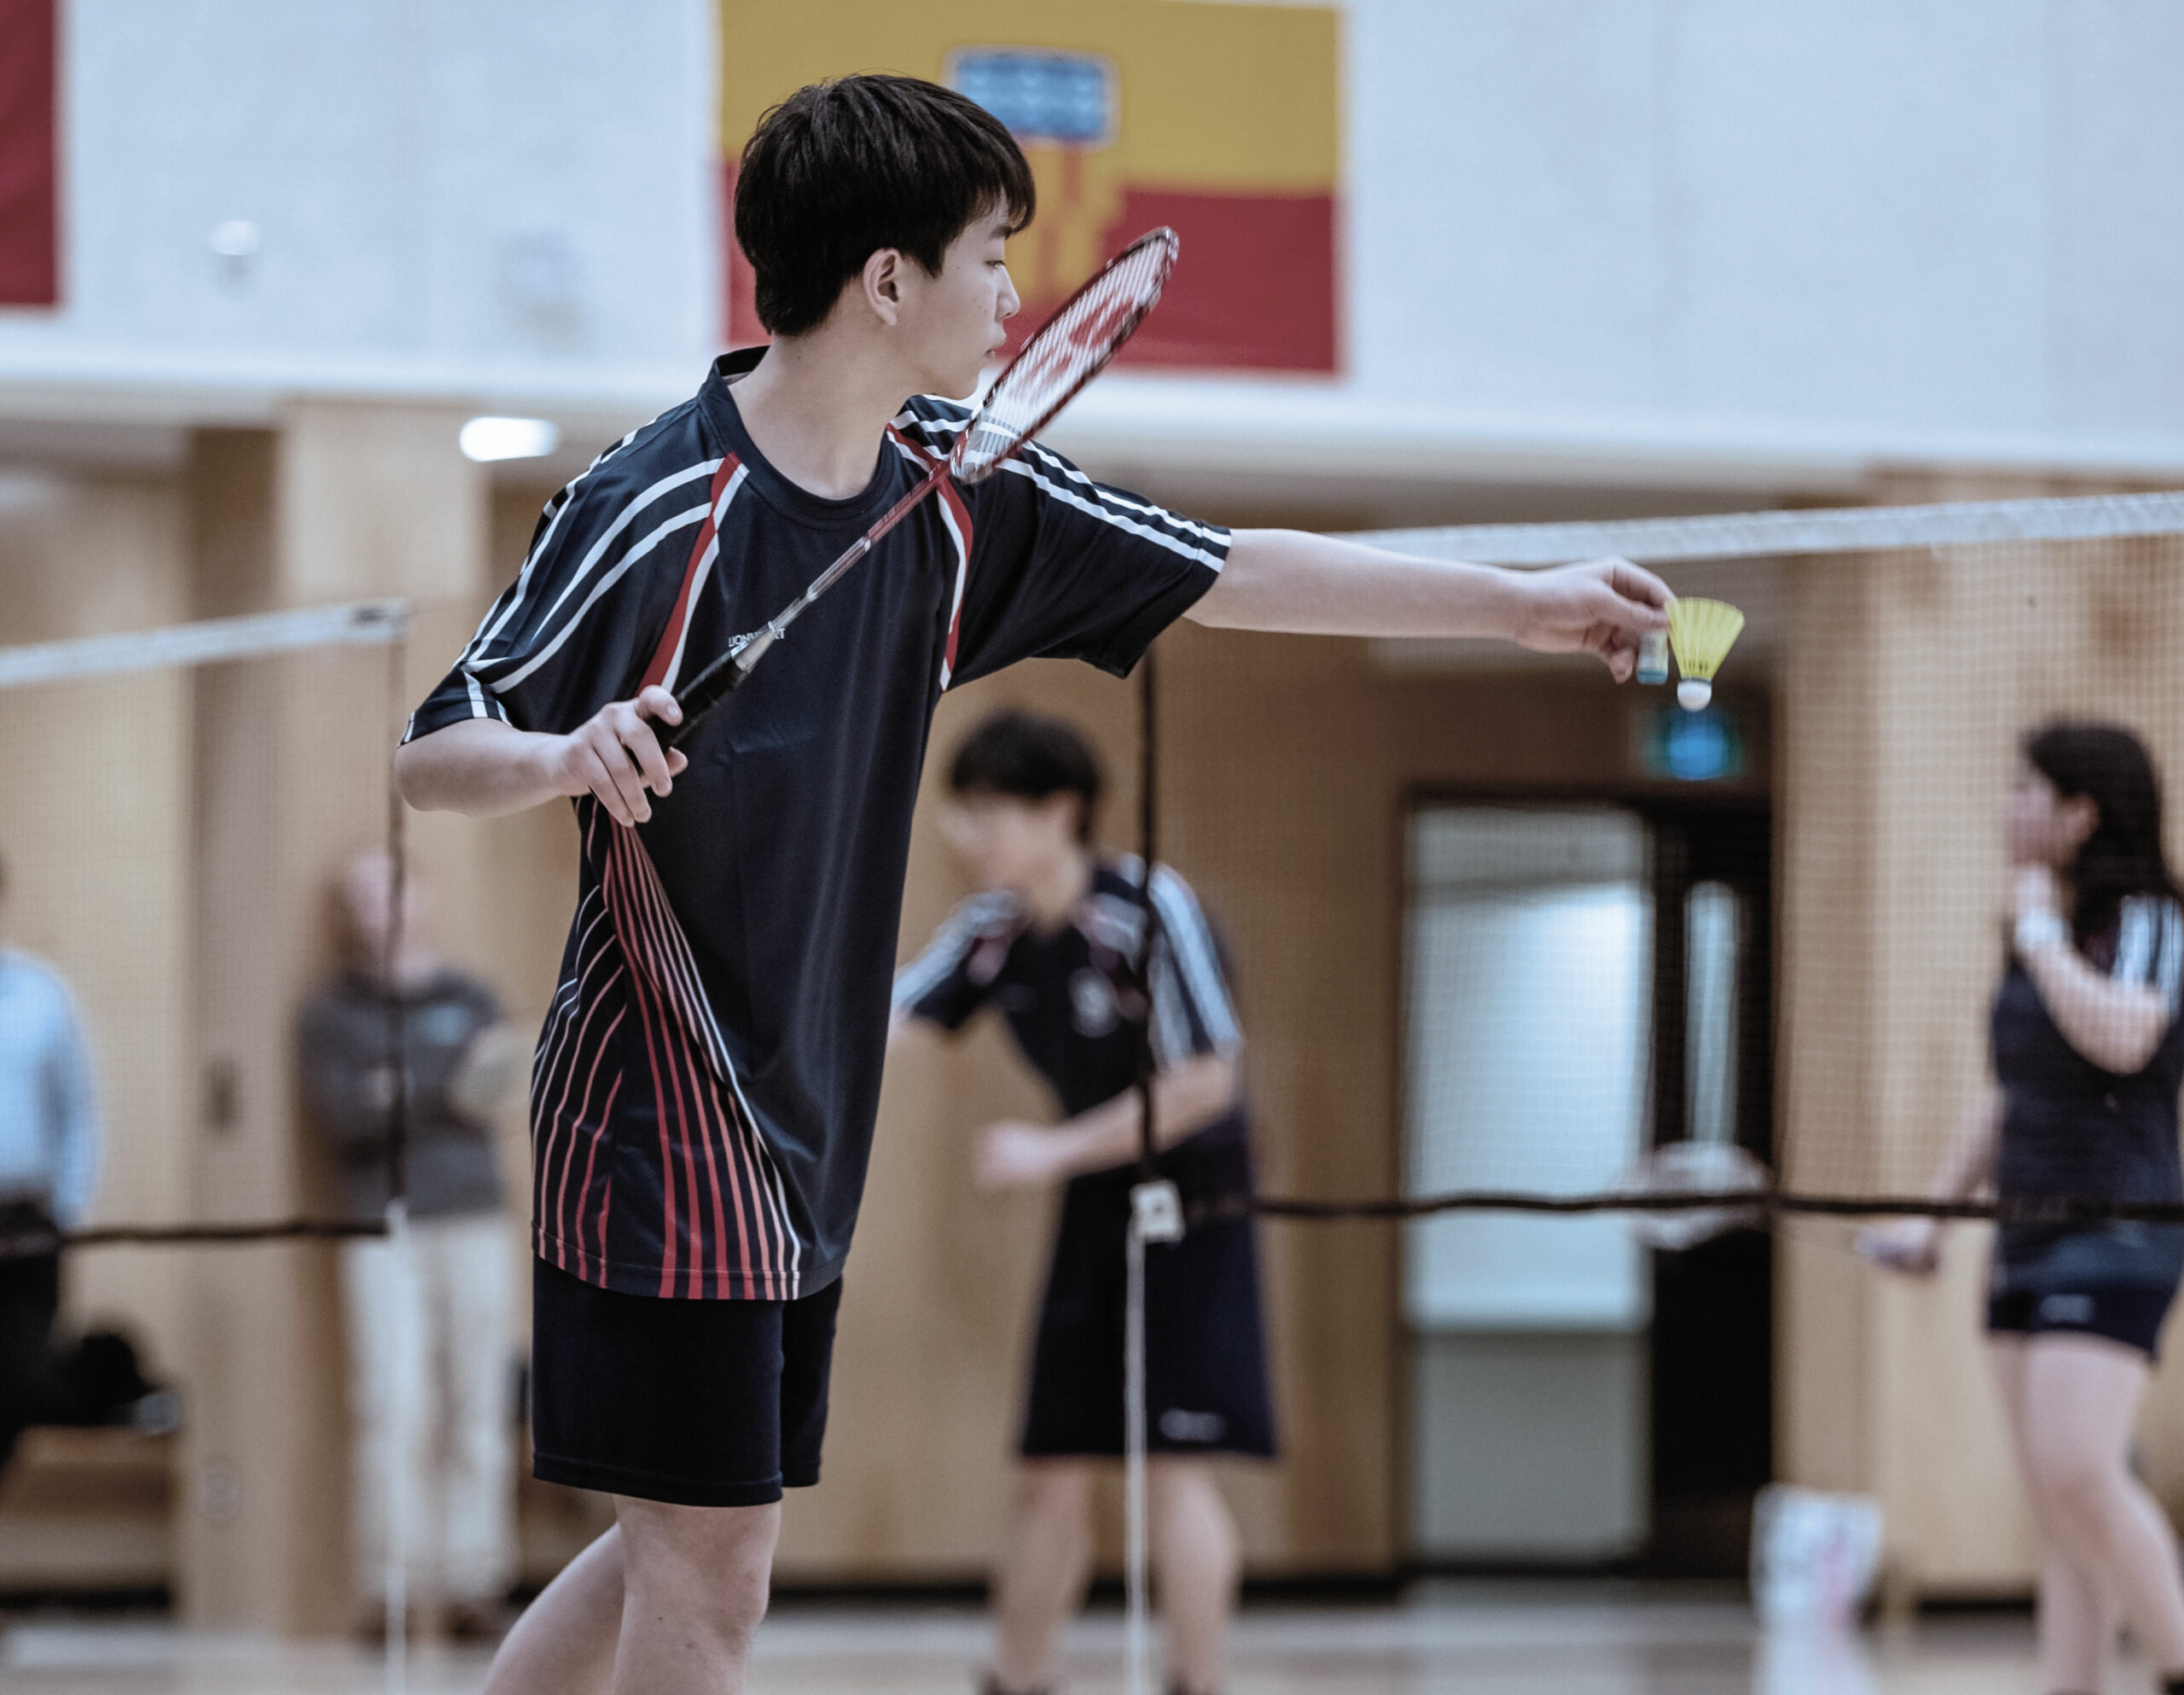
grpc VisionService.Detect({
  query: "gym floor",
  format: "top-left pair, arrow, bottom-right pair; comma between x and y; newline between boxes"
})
0,1582 -> 2076,1693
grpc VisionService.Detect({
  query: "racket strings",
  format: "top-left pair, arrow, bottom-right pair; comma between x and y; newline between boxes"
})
953,229 -> 1178,484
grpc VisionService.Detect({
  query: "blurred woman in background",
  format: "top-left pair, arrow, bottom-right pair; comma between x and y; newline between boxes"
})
1869,722 -> 2184,1695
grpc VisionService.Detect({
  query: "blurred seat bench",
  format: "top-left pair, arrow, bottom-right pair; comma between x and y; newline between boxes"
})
0,1427 -> 174,1593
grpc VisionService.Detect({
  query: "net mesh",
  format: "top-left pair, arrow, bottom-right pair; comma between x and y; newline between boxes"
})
1134,494 -> 2184,1231
0,604 -> 411,1250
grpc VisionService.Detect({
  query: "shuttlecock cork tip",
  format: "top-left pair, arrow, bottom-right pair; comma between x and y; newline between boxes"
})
1667,598 -> 1745,710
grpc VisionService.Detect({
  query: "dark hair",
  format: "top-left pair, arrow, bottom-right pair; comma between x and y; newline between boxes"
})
948,710 -> 1104,843
2024,720 -> 2180,942
734,74 -> 1035,338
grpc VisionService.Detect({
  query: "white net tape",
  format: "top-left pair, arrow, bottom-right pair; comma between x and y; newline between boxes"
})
1359,488 -> 2184,566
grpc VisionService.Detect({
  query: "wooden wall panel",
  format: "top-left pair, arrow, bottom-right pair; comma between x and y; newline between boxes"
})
781,625 -> 1761,1579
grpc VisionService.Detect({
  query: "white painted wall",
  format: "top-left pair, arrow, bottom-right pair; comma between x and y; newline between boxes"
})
0,0 -> 717,418
6,1 -> 2184,487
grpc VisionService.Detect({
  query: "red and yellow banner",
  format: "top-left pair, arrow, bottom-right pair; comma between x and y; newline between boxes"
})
0,0 -> 57,307
719,0 -> 1339,372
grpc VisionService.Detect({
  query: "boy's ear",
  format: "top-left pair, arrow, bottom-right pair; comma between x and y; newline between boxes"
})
859,247 -> 905,327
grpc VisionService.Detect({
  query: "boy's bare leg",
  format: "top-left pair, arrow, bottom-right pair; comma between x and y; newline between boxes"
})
1148,1460 -> 1240,1695
990,1460 -> 1095,1691
480,1524 -> 624,1695
480,1501 -> 781,1695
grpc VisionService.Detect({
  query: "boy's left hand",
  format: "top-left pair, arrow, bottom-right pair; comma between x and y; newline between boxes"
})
1508,557 -> 1673,681
975,1121 -> 1066,1191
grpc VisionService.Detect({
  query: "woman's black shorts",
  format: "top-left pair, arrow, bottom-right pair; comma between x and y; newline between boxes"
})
1020,1134 -> 1276,1460
530,1257 -> 843,1506
1986,1285 -> 2178,1357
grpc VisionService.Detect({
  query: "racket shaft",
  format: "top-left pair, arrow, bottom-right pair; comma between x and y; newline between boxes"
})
665,464 -> 946,748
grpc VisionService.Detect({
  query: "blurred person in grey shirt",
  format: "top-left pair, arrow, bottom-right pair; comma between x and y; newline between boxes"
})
0,851 -> 98,1472
299,849 -> 523,1636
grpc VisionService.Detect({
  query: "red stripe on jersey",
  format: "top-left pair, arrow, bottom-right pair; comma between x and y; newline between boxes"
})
641,453 -> 741,694
595,816 -> 794,1299
933,473 -> 974,683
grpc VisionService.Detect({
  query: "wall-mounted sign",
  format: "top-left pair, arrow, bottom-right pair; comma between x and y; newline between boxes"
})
718,0 -> 1340,373
0,0 -> 57,307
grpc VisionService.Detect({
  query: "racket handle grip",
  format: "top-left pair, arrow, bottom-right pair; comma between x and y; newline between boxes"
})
659,628 -> 775,751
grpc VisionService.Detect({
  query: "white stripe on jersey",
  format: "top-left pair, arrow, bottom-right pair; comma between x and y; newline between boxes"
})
1150,950 -> 1193,1068
892,398 -> 1227,568
471,457 -> 721,680
2117,897 -> 2157,985
996,457 -> 1227,571
892,891 -> 1022,1013
489,502 -> 712,693
2158,903 -> 2184,1013
1147,867 -> 1243,1052
470,427 -> 707,659
1014,438 -> 1230,551
2112,895 -> 2184,1016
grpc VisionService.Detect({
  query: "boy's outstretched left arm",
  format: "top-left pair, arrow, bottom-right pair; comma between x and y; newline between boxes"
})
1193,530 -> 1671,681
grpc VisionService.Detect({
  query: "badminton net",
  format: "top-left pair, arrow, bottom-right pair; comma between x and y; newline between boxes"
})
0,599 -> 413,1256
1136,488 -> 2184,1235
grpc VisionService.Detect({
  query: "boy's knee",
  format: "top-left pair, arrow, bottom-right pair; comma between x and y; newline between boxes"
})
619,1501 -> 778,1637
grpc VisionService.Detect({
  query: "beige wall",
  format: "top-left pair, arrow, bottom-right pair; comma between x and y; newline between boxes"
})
781,624 -> 1766,1579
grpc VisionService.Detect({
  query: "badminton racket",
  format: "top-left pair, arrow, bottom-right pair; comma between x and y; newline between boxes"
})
658,226 -> 1182,750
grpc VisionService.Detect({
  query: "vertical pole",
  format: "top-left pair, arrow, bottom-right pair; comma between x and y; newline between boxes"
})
382,625 -> 411,1695
1136,644 -> 1159,1175
1124,642 -> 1160,1695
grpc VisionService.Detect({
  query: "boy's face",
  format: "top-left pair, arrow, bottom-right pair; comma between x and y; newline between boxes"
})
895,207 -> 1021,398
939,790 -> 1083,893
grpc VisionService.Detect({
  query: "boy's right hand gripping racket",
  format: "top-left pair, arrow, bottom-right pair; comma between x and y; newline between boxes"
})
659,226 -> 1182,750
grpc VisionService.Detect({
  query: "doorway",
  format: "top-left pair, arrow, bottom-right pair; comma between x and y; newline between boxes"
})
1399,796 -> 1774,1572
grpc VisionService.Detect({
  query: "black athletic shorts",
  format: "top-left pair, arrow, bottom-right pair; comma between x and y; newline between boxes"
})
1020,1134 -> 1276,1460
1986,1284 -> 2177,1358
530,1257 -> 844,1506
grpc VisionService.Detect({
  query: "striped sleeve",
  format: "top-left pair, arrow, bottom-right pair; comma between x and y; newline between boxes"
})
905,398 -> 1228,688
1146,866 -> 1244,1069
404,431 -> 720,742
892,891 -> 1020,1032
2112,895 -> 2184,1015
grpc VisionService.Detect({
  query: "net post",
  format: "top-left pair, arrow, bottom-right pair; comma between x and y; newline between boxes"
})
1135,643 -> 1159,1179
380,616 -> 411,1695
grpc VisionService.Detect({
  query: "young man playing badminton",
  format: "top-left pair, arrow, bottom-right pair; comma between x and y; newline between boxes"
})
893,709 -> 1272,1695
396,73 -> 1670,1695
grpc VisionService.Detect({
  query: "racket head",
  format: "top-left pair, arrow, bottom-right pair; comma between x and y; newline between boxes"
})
949,226 -> 1180,485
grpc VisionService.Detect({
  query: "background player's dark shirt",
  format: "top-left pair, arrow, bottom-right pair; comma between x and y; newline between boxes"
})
299,969 -> 505,1223
893,859 -> 1248,1155
406,352 -> 1227,1299
1993,893 -> 2184,1290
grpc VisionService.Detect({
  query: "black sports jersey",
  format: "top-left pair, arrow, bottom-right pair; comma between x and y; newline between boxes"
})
406,351 -> 1226,1299
892,858 -> 1245,1141
1994,893 -> 2184,1291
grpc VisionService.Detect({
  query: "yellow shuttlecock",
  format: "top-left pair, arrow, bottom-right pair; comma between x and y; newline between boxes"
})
1667,597 -> 1745,711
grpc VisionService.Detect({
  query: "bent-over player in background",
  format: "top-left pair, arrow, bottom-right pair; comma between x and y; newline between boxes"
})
894,710 -> 1269,1695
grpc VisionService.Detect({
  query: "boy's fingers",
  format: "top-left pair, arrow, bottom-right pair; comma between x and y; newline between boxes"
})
587,724 -> 653,821
636,684 -> 684,729
616,710 -> 675,795
572,745 -> 635,827
1600,557 -> 1673,615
